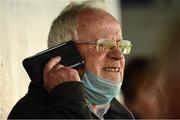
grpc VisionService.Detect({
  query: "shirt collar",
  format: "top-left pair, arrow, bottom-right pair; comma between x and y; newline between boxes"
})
86,99 -> 110,119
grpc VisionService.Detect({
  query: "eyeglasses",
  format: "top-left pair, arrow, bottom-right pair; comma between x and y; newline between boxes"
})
75,39 -> 132,55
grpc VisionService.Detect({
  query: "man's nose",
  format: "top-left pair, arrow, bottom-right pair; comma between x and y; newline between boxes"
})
107,47 -> 124,60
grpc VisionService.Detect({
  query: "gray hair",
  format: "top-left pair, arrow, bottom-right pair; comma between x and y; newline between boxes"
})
48,0 -> 106,48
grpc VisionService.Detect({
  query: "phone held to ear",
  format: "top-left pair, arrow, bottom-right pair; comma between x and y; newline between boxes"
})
22,41 -> 84,85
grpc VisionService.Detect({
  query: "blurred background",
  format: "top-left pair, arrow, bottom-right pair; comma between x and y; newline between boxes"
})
0,0 -> 180,118
121,0 -> 180,61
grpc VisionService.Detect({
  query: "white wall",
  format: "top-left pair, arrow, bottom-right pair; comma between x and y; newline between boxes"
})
0,0 -> 121,118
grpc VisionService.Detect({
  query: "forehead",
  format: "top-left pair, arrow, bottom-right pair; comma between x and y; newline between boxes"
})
77,9 -> 121,42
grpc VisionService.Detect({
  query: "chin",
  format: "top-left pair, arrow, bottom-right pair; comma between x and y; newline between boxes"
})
104,75 -> 122,82
112,78 -> 122,83
101,70 -> 120,78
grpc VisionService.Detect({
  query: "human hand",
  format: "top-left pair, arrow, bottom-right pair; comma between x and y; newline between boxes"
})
43,56 -> 81,92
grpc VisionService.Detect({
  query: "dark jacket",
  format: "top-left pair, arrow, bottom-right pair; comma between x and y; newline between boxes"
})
8,81 -> 134,119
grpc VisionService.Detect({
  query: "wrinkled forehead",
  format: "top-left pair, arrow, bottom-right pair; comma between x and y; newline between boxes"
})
77,9 -> 122,42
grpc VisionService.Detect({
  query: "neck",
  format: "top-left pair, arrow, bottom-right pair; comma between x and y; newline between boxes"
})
77,67 -> 85,79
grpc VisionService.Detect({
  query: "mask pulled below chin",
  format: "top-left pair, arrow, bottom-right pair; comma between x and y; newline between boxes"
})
82,71 -> 122,105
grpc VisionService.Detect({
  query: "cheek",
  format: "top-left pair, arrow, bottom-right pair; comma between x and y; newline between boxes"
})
121,57 -> 125,68
84,49 -> 106,73
120,58 -> 125,77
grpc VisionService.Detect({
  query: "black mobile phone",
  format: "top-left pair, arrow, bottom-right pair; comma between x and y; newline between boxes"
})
22,41 -> 84,85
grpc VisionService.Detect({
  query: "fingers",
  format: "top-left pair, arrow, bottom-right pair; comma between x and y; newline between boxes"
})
53,64 -> 64,72
44,56 -> 61,73
43,56 -> 81,92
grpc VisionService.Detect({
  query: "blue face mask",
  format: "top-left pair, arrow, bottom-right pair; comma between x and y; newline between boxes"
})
82,71 -> 122,105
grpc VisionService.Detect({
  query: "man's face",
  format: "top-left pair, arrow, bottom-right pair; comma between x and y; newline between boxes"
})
76,10 -> 125,83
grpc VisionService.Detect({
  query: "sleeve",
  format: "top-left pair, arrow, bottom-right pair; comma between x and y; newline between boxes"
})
49,81 -> 92,119
8,82 -> 52,119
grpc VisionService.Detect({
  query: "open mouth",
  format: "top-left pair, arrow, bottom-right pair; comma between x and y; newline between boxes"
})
103,67 -> 120,72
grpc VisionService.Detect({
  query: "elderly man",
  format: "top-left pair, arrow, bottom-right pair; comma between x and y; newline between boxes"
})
8,1 -> 133,119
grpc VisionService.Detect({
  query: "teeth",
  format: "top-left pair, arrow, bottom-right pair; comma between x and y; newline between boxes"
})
104,67 -> 120,72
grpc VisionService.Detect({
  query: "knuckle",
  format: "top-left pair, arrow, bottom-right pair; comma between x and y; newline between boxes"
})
65,68 -> 78,76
